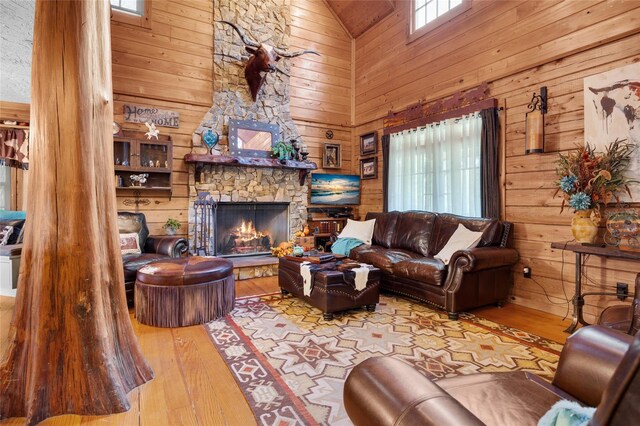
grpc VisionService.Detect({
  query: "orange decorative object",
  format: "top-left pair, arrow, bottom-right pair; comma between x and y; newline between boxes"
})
304,226 -> 310,236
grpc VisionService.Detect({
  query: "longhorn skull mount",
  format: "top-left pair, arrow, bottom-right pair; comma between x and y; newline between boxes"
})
216,20 -> 319,102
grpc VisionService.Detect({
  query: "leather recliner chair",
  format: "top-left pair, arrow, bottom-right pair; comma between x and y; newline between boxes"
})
344,325 -> 639,425
118,212 -> 188,305
598,273 -> 639,336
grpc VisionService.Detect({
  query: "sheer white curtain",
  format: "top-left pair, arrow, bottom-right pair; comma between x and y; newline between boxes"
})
388,112 -> 482,216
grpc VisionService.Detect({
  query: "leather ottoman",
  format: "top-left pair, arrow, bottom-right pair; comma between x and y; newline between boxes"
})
278,257 -> 381,320
135,256 -> 235,327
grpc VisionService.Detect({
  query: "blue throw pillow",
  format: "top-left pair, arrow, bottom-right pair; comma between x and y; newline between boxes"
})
0,210 -> 26,221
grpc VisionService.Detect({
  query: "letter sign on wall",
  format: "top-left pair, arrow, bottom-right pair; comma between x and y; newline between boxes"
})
123,104 -> 180,128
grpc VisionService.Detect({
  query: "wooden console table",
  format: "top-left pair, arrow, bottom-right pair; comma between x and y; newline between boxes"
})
551,242 -> 640,333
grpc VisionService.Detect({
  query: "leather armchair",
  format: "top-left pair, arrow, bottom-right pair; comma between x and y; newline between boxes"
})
598,273 -> 639,336
344,325 -> 639,426
118,212 -> 187,305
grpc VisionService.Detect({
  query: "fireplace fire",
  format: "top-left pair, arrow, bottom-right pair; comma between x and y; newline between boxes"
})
222,220 -> 272,255
214,202 -> 289,257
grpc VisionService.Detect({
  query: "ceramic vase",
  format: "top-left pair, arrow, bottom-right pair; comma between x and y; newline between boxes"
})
165,227 -> 177,236
571,209 -> 598,244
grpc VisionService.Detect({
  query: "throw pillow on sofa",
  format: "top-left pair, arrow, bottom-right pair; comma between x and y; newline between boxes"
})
0,226 -> 13,246
120,232 -> 141,255
434,223 -> 483,265
338,218 -> 376,245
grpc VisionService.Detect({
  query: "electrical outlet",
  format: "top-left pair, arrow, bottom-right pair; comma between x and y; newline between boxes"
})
523,267 -> 531,278
617,282 -> 629,300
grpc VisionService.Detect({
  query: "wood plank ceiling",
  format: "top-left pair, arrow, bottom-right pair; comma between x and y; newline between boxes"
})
325,0 -> 395,38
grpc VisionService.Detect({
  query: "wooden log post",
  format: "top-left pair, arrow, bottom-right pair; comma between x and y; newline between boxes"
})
0,1 -> 153,424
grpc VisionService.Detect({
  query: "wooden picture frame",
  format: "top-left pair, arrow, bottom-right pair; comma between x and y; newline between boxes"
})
360,157 -> 378,180
360,132 -> 378,156
323,143 -> 341,169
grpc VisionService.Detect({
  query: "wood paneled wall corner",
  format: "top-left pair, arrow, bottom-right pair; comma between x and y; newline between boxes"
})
354,0 -> 640,318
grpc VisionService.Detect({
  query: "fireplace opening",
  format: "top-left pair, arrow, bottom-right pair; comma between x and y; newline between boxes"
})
215,202 -> 289,257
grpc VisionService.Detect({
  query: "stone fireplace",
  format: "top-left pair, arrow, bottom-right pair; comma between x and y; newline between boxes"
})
187,0 -> 311,257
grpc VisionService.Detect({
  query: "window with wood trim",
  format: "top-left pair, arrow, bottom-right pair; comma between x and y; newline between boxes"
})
410,0 -> 469,41
110,0 -> 151,28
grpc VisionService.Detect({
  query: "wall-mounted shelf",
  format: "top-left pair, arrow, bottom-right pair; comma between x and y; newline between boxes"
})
184,153 -> 318,185
114,130 -> 173,198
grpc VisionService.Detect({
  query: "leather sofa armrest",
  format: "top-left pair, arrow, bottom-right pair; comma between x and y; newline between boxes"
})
344,357 -> 485,426
144,235 -> 188,257
553,325 -> 632,407
448,247 -> 519,273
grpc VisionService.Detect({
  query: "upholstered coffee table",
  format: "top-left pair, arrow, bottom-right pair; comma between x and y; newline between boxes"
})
278,256 -> 381,320
135,256 -> 235,327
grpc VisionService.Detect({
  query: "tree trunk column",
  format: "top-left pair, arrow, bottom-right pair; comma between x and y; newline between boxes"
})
0,1 -> 153,424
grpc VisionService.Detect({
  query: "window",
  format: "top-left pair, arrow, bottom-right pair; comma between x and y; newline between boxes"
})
110,0 -> 151,28
0,167 -> 11,210
110,0 -> 144,16
387,113 -> 482,216
410,0 -> 469,41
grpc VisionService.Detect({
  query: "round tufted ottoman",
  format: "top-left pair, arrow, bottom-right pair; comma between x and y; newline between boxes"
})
134,256 -> 235,327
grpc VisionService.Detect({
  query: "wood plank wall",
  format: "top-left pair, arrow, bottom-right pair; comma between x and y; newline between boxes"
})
110,0 -> 213,235
353,0 -> 640,320
0,101 -> 29,210
290,1 -> 354,179
110,0 -> 353,235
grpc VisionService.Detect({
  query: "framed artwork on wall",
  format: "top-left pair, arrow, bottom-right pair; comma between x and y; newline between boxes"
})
360,157 -> 378,180
323,143 -> 341,169
360,132 -> 378,155
584,62 -> 640,201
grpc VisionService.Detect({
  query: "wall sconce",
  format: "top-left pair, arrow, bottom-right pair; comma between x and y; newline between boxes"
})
525,86 -> 547,154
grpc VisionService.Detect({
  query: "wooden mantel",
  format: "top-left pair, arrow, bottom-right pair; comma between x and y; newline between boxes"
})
184,153 -> 318,185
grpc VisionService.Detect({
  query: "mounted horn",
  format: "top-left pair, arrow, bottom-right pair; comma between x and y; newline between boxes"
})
216,20 -> 260,48
273,48 -> 320,58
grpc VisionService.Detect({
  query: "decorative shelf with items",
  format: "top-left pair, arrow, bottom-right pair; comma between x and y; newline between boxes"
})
114,130 -> 173,197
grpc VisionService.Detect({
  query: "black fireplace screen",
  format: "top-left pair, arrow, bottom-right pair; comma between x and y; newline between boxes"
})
215,202 -> 289,257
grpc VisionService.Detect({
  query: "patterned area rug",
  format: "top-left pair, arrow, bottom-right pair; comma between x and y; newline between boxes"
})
206,294 -> 562,426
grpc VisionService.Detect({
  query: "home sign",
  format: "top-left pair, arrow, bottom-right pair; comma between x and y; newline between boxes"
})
123,104 -> 180,128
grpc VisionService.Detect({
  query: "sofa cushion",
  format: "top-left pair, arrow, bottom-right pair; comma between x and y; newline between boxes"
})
430,214 -> 502,255
351,245 -> 422,274
390,211 -> 437,256
120,232 -> 141,255
366,211 -> 400,248
393,257 -> 448,286
118,212 -> 149,249
0,226 -> 14,246
0,219 -> 25,245
122,253 -> 170,282
434,224 -> 484,265
338,218 -> 376,245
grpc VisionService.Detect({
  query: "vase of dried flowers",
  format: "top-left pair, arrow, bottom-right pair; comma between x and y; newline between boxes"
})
555,139 -> 637,243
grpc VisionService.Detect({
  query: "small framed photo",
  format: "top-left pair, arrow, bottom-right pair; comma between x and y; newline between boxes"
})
323,143 -> 341,169
360,132 -> 378,156
360,157 -> 378,180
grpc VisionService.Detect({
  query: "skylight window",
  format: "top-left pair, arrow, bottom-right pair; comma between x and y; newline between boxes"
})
110,0 -> 144,16
414,0 -> 463,31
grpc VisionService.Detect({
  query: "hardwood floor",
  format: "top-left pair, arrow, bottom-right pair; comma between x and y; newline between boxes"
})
1,276 -> 570,425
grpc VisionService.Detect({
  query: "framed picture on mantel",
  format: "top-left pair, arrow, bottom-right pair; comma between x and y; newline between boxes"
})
360,132 -> 377,155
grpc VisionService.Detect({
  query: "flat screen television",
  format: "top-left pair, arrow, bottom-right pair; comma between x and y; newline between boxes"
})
310,173 -> 361,205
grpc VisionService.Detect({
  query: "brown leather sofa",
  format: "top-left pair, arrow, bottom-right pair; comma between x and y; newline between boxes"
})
344,325 -> 639,425
598,273 -> 639,336
348,211 -> 518,319
118,212 -> 188,305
